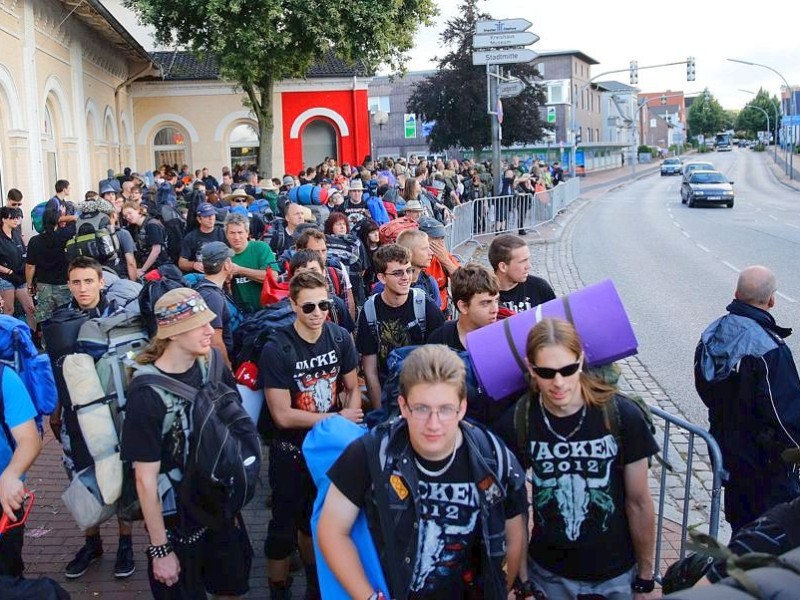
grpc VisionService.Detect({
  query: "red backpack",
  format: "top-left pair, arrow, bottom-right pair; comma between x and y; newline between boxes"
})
378,216 -> 418,245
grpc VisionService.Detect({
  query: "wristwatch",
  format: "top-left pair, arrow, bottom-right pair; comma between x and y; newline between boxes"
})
632,576 -> 655,593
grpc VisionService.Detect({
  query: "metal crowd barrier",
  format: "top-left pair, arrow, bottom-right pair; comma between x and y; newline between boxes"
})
649,405 -> 726,581
442,179 -> 582,252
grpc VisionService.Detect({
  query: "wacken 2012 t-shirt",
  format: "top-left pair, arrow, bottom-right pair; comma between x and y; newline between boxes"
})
498,275 -> 555,313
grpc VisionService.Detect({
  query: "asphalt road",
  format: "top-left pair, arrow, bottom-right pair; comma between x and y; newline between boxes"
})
572,148 -> 800,427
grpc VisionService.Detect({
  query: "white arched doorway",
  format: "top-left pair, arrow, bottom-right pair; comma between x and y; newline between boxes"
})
153,125 -> 189,169
301,120 -> 338,168
228,123 -> 259,171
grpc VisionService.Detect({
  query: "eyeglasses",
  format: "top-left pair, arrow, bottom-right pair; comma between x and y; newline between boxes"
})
529,360 -> 582,380
300,300 -> 332,314
406,404 -> 460,422
385,267 -> 415,278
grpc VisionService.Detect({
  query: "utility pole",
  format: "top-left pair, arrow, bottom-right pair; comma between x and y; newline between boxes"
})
490,65 -> 502,194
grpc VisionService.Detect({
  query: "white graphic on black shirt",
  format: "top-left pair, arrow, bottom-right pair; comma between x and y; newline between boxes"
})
529,434 -> 617,541
410,481 -> 479,592
293,351 -> 340,413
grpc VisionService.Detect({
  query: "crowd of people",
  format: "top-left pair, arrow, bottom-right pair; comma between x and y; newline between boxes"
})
0,155 -> 796,600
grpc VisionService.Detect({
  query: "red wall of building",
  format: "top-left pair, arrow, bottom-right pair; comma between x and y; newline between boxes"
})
281,89 -> 371,174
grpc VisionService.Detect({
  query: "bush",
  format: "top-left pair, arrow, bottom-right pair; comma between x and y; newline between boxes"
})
754,143 -> 766,152
637,145 -> 652,155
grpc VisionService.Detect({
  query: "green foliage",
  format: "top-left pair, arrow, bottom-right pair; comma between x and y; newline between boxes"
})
405,0 -> 547,154
687,89 -> 727,138
754,143 -> 766,152
125,0 -> 437,172
637,145 -> 653,155
735,88 -> 780,137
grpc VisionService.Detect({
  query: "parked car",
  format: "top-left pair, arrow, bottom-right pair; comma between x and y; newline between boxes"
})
681,170 -> 734,208
681,161 -> 715,182
660,157 -> 683,176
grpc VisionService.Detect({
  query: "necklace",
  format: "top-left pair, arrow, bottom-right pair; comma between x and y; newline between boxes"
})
539,396 -> 587,442
414,434 -> 459,477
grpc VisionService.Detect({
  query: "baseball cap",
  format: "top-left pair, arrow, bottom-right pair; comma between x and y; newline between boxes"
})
282,175 -> 295,186
418,216 -> 446,239
154,288 -> 216,340
197,202 -> 216,217
201,241 -> 234,268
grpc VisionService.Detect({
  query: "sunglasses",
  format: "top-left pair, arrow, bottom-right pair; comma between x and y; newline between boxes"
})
300,300 -> 332,314
529,360 -> 582,379
232,198 -> 246,203
385,267 -> 415,279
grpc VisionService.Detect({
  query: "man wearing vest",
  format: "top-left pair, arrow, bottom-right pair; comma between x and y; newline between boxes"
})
318,345 -> 528,598
356,244 -> 444,411
121,288 -> 253,598
261,271 -> 363,599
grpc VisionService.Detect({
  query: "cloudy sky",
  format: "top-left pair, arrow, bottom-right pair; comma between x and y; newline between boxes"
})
108,0 -> 799,110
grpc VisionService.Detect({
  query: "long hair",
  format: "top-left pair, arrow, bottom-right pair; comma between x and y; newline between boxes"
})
135,338 -> 170,365
525,318 -> 616,408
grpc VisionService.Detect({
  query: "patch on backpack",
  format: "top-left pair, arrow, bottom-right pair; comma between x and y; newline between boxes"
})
389,474 -> 409,500
478,475 -> 502,504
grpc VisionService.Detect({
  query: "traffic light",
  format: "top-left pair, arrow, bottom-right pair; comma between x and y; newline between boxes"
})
687,56 -> 696,82
630,60 -> 638,85
661,94 -> 667,105
576,132 -> 582,144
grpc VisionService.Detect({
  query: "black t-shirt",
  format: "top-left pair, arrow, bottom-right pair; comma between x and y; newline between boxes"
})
135,218 -> 170,267
0,229 -> 25,285
260,322 -> 358,445
496,395 -> 659,581
329,434 -> 526,596
355,292 -> 445,379
179,225 -> 227,262
341,198 -> 371,227
427,321 -> 465,352
120,359 -> 238,476
196,282 -> 233,355
499,275 -> 555,313
26,230 -> 71,284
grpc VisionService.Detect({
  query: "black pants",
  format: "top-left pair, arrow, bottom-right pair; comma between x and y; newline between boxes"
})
0,524 -> 24,577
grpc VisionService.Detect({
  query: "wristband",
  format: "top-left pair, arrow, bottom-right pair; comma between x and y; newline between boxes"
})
632,576 -> 655,593
367,593 -> 387,600
146,542 -> 174,559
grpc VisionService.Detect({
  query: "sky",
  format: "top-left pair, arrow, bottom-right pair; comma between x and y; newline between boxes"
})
404,0 -> 800,110
106,0 -> 800,110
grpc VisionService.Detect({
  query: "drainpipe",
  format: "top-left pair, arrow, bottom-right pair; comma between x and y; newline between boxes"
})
114,61 -> 162,172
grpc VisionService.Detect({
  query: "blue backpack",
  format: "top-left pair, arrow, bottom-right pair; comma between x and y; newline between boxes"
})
365,194 -> 390,225
0,315 -> 58,428
185,274 -> 244,334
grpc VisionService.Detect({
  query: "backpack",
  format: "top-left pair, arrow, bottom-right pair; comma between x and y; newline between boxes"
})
138,266 -> 186,337
133,349 -> 261,527
0,315 -> 58,426
158,205 -> 187,265
365,195 -> 390,225
232,299 -> 297,370
362,287 -> 427,355
378,216 -> 418,245
188,276 -> 244,335
65,211 -> 120,265
266,217 -> 288,255
31,201 -> 48,234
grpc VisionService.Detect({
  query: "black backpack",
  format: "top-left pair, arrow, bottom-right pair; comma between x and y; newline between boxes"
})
135,349 -> 261,527
158,205 -> 186,265
138,265 -> 186,337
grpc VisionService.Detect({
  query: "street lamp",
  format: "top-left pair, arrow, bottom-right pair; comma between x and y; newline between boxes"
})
739,89 -> 779,163
370,110 -> 389,161
742,104 -> 770,147
728,58 -> 795,179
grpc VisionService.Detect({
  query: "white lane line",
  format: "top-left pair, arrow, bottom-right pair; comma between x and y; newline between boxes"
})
722,261 -> 741,273
768,214 -> 779,221
682,231 -> 691,238
777,291 -> 798,304
672,221 -> 681,228
787,223 -> 800,229
696,243 -> 710,252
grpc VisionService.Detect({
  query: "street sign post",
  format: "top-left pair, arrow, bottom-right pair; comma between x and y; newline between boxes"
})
472,49 -> 538,66
472,32 -> 539,49
547,106 -> 556,124
476,19 -> 532,34
498,78 -> 526,98
496,98 -> 503,125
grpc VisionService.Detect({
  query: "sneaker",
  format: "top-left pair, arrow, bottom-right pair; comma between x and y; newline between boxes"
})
113,543 -> 136,578
65,540 -> 103,579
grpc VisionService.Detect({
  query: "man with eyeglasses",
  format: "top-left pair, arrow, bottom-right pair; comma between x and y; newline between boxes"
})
260,270 -> 363,599
356,244 -> 444,411
318,345 -> 527,598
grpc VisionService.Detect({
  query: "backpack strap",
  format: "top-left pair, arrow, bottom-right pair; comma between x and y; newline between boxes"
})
504,318 -> 527,375
363,295 -> 379,349
410,287 -> 426,337
513,392 -> 532,469
327,266 -> 342,296
601,395 -> 625,466
0,364 -> 15,452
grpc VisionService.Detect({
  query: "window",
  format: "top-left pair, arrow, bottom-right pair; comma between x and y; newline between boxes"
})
153,126 -> 187,168
368,96 -> 391,113
536,62 -> 545,78
546,80 -> 570,104
229,123 -> 260,170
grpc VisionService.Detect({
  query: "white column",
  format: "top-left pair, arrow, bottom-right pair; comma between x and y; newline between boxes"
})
21,0 -> 43,202
70,39 -> 90,193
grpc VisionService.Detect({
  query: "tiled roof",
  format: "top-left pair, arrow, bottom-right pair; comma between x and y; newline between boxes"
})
149,50 -> 369,81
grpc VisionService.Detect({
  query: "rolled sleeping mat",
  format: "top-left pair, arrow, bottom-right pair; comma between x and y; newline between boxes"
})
238,384 -> 263,424
466,279 -> 638,401
62,353 -> 123,505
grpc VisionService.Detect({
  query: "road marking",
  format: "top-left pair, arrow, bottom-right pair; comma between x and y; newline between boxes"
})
777,291 -> 798,303
672,221 -> 681,228
787,223 -> 800,229
696,243 -> 710,252
682,231 -> 691,238
768,214 -> 779,221
721,261 -> 741,273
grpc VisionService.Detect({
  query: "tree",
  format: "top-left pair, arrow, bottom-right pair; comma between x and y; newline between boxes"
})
687,89 -> 727,138
406,0 -> 548,157
735,88 -> 781,138
125,0 -> 437,174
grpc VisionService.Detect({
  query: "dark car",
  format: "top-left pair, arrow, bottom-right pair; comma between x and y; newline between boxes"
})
681,170 -> 734,208
660,157 -> 683,176
681,161 -> 715,183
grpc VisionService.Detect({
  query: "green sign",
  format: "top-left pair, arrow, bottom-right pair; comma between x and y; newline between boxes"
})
547,106 -> 556,124
404,113 -> 417,139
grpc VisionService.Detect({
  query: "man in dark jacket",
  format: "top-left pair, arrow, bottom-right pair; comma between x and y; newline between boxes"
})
695,265 -> 800,533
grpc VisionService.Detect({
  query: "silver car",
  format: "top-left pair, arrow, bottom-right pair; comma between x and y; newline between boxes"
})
680,170 -> 734,208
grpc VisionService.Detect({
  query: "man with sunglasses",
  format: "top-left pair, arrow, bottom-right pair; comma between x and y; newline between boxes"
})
318,345 -> 528,598
356,244 -> 445,411
260,270 -> 363,599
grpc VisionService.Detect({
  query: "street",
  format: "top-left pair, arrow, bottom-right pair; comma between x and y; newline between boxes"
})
573,148 -> 800,427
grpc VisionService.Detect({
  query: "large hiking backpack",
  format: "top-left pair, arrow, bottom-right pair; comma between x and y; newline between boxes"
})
365,194 -> 390,225
0,315 -> 58,425
232,299 -> 296,370
265,217 -> 289,255
138,265 -> 186,337
159,205 -> 186,266
31,201 -> 48,234
133,349 -> 261,527
378,216 -> 418,245
65,211 -> 120,265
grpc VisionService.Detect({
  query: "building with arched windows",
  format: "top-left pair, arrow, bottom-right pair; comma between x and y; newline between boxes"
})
0,0 -> 372,233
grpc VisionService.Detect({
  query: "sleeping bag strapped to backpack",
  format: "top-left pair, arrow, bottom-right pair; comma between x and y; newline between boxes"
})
288,183 -> 323,206
65,211 -> 120,265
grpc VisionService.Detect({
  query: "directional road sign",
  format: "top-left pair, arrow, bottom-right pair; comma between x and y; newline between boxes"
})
472,48 -> 538,66
472,31 -> 539,49
498,79 -> 526,98
476,19 -> 532,34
